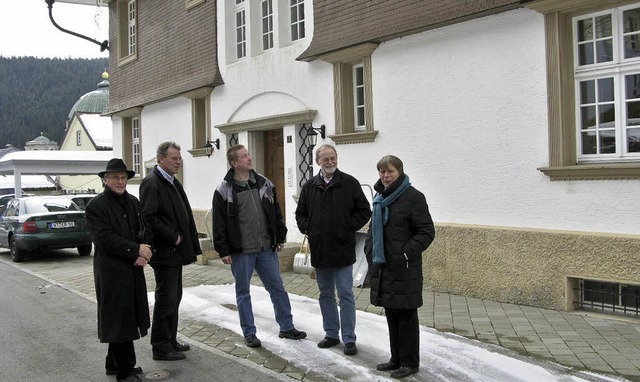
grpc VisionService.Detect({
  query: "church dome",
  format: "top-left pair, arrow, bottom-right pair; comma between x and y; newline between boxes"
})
25,132 -> 59,151
67,71 -> 109,120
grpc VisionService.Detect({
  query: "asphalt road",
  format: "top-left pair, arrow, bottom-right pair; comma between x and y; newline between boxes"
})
0,257 -> 290,382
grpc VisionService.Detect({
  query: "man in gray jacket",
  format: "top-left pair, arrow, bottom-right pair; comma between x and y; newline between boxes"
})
212,144 -> 306,348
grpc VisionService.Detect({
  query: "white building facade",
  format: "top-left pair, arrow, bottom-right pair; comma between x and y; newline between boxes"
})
106,0 -> 640,312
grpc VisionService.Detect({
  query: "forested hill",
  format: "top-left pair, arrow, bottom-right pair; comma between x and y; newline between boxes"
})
0,56 -> 109,149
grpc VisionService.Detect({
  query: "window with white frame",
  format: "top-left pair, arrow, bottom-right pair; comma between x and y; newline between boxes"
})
235,1 -> 247,59
132,117 -> 141,175
353,64 -> 366,131
76,130 -> 82,146
262,0 -> 274,50
127,1 -> 136,56
117,0 -> 137,64
122,114 -> 142,178
574,4 -> 640,161
319,43 -> 378,144
290,0 -> 305,41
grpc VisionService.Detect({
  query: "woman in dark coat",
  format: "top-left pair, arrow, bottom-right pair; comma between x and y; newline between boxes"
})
365,155 -> 435,379
85,158 -> 153,382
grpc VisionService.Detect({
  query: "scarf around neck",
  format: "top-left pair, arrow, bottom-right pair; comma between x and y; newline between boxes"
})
371,175 -> 411,265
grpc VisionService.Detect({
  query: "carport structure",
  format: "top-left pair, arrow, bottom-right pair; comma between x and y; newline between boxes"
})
0,151 -> 112,196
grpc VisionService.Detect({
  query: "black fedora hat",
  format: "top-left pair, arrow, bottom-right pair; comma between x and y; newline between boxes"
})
98,158 -> 136,179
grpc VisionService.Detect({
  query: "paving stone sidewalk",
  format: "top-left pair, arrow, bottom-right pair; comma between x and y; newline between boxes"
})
5,253 -> 640,381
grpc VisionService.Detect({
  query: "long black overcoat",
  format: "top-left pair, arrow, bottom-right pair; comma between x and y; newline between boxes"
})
365,174 -> 435,309
139,166 -> 201,267
85,187 -> 153,343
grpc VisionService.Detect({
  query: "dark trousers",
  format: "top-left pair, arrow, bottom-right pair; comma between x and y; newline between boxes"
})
151,265 -> 183,352
106,341 -> 136,380
385,307 -> 420,369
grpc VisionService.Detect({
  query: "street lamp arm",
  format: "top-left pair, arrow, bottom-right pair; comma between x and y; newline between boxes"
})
45,0 -> 110,52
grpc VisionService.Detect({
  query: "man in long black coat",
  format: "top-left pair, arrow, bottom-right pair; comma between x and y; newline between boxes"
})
86,158 -> 153,382
140,141 -> 202,361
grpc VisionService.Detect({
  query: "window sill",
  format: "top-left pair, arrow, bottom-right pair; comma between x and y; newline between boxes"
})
118,53 -> 137,67
538,163 -> 640,180
188,148 -> 212,158
329,130 -> 378,145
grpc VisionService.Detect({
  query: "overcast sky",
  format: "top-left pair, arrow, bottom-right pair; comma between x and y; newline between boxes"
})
0,0 -> 109,59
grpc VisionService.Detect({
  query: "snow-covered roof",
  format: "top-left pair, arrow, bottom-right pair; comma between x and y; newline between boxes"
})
78,113 -> 112,149
0,175 -> 56,190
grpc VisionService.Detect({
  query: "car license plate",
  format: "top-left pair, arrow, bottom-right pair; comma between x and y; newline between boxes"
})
49,221 -> 76,229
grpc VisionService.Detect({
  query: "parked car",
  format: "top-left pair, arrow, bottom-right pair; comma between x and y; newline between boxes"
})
0,193 -> 34,213
0,196 -> 92,262
62,193 -> 97,210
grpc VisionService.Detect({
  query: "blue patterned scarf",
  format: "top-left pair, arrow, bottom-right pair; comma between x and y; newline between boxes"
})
371,175 -> 411,265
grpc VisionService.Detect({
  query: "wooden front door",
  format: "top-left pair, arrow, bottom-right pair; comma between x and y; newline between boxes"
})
264,129 -> 285,220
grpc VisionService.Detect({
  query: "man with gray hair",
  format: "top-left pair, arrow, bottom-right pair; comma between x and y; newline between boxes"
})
140,142 -> 202,361
295,144 -> 371,356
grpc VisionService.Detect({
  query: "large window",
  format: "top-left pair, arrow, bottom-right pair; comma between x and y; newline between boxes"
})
262,0 -> 274,51
290,0 -> 305,41
235,1 -> 247,59
574,6 -> 640,160
117,0 -> 137,64
122,115 -> 142,178
533,0 -> 640,180
319,44 -> 378,144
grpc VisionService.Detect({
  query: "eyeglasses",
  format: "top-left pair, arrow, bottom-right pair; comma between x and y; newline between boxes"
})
319,156 -> 337,163
105,175 -> 128,182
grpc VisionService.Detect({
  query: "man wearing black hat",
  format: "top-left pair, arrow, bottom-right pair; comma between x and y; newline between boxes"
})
85,158 -> 153,382
140,142 -> 202,361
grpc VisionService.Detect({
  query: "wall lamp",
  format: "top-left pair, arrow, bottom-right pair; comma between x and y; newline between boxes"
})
203,138 -> 220,158
304,124 -> 326,149
45,0 -> 110,52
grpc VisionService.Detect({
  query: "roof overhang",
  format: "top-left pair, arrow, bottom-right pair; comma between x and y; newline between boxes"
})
0,151 -> 113,176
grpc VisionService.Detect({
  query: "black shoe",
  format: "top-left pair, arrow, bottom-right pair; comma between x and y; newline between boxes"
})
278,328 -> 307,340
317,337 -> 340,348
245,334 -> 262,348
376,361 -> 400,371
172,341 -> 190,352
343,342 -> 357,355
106,366 -> 143,376
390,366 -> 419,379
152,350 -> 186,361
117,375 -> 143,382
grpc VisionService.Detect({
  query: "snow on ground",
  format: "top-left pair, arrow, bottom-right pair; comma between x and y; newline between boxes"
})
150,285 -> 627,382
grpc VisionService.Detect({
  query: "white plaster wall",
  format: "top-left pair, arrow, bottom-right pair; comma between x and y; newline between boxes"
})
351,8 -> 639,235
138,98 -> 220,210
113,6 -> 639,239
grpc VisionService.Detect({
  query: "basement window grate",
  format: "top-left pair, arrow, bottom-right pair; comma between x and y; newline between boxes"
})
574,280 -> 640,317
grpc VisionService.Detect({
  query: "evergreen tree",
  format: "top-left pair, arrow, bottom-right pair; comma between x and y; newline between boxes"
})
0,56 -> 109,149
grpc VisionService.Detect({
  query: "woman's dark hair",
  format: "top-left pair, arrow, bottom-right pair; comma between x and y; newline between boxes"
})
376,155 -> 404,174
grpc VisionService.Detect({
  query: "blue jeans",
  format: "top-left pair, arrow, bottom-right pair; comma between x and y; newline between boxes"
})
230,250 -> 294,337
315,265 -> 356,344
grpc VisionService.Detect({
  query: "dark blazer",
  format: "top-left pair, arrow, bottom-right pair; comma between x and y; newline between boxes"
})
295,169 -> 371,268
140,166 -> 201,267
365,174 -> 435,309
86,186 -> 152,343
